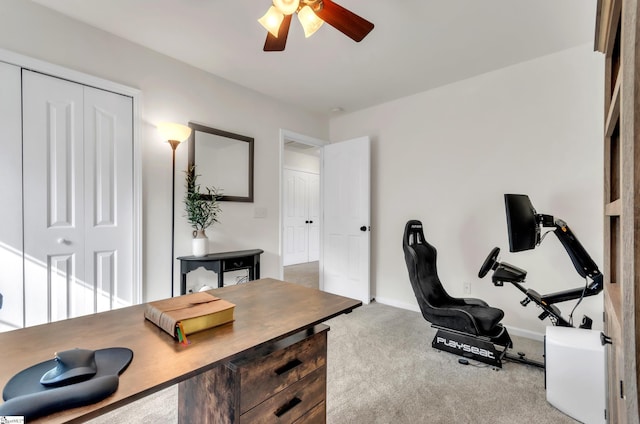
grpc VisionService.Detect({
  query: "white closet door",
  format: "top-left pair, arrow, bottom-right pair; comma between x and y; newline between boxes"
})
0,62 -> 23,331
283,169 -> 310,266
308,173 -> 320,262
283,169 -> 320,266
84,88 -> 133,310
23,71 -> 85,326
22,70 -> 133,326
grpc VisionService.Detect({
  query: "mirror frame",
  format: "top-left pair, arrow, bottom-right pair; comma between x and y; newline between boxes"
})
187,122 -> 254,202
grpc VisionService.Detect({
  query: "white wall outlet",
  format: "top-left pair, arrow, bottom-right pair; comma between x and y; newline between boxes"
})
463,281 -> 471,294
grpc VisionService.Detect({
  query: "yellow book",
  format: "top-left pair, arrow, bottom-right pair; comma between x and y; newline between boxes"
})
144,291 -> 235,338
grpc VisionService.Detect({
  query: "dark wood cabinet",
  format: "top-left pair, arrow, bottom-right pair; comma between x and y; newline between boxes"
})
178,325 -> 328,423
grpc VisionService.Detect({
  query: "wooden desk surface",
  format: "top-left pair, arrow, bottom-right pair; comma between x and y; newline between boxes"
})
0,279 -> 361,423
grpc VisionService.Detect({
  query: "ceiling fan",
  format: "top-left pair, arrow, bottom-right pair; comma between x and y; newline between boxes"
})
258,0 -> 374,51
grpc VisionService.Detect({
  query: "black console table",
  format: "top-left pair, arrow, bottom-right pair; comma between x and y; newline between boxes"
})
177,249 -> 264,295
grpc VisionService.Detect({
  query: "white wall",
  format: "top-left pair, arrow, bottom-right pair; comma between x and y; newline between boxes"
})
283,149 -> 320,173
330,44 -> 604,337
0,0 -> 328,302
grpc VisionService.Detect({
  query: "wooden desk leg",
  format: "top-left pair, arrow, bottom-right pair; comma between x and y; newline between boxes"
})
178,365 -> 236,424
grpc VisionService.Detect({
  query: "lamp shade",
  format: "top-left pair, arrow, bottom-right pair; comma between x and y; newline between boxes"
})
157,122 -> 191,142
273,0 -> 300,15
258,6 -> 285,37
298,5 -> 324,38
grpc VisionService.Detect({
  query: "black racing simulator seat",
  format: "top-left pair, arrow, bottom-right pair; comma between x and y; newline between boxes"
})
403,220 -> 515,368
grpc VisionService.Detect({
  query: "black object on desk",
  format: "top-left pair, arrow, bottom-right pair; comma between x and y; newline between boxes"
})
177,249 -> 264,295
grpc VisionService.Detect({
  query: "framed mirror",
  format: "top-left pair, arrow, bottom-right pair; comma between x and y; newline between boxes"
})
187,122 -> 254,202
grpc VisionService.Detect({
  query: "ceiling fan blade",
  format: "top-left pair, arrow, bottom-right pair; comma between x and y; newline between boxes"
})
264,14 -> 293,51
315,0 -> 374,42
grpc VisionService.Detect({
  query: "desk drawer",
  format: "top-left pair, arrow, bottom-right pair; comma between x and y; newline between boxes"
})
223,257 -> 252,271
236,329 -> 327,414
293,401 -> 325,424
240,366 -> 325,424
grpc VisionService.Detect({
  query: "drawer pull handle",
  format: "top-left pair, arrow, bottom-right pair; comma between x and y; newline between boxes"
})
274,359 -> 302,375
274,397 -> 301,417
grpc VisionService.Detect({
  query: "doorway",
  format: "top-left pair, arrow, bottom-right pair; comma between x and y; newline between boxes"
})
279,131 -> 372,304
280,130 -> 326,290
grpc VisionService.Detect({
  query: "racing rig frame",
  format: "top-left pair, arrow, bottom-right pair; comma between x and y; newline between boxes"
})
478,194 -> 603,328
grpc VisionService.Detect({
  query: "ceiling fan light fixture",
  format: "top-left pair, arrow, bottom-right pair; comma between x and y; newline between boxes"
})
273,0 -> 300,15
260,0 -> 374,52
298,5 -> 324,38
258,6 -> 285,37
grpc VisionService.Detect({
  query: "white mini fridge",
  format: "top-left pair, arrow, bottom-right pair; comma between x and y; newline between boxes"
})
545,326 -> 606,424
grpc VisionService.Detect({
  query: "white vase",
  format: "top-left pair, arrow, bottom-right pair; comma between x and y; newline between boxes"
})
192,229 -> 208,257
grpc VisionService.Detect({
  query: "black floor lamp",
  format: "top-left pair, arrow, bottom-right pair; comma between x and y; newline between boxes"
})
158,122 -> 192,298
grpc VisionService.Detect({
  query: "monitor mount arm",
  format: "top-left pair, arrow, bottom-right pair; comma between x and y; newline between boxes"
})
478,214 -> 603,327
535,214 -> 603,304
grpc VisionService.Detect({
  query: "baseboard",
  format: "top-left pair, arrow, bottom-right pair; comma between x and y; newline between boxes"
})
374,297 -> 545,341
374,296 -> 420,313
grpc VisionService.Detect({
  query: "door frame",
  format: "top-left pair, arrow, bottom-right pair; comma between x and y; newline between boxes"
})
279,130 -> 327,287
0,47 -> 143,304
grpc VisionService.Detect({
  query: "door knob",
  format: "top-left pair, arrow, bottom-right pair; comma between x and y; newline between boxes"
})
360,226 -> 367,232
57,238 -> 70,245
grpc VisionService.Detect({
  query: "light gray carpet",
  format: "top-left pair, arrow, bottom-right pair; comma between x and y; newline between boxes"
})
88,302 -> 576,423
324,302 -> 574,424
283,261 -> 319,289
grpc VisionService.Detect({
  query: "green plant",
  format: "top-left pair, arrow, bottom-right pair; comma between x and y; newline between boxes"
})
184,166 -> 222,231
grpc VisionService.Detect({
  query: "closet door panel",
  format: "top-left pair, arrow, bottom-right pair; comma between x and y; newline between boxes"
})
84,87 -> 133,310
283,170 -> 310,266
22,70 -> 85,327
0,62 -> 23,331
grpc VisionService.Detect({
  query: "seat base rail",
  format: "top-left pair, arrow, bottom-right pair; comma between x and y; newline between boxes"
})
432,328 -> 508,368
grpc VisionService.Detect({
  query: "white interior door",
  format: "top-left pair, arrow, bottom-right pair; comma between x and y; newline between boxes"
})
22,70 -> 133,326
283,169 -> 310,265
322,137 -> 371,304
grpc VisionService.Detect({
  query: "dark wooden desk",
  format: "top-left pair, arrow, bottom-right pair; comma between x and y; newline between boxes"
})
177,249 -> 264,295
0,279 -> 361,423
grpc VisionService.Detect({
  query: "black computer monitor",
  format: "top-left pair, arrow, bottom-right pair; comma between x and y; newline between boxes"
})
504,194 -> 539,252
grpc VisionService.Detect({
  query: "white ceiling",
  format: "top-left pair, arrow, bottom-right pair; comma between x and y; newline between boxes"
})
31,0 -> 597,116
